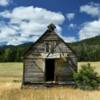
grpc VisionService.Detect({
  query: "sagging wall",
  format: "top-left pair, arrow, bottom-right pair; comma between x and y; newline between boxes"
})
23,58 -> 45,84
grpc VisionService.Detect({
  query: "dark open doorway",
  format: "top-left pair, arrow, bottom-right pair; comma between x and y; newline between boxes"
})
45,59 -> 55,81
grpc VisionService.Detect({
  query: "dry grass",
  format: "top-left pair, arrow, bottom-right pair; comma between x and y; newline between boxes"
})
0,63 -> 23,83
0,62 -> 100,100
0,62 -> 23,77
0,82 -> 100,100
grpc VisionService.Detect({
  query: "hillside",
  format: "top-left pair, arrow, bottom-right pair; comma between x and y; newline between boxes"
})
70,36 -> 100,61
74,36 -> 100,45
0,36 -> 100,62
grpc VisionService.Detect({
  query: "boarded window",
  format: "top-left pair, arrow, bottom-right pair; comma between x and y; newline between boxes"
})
45,42 -> 49,52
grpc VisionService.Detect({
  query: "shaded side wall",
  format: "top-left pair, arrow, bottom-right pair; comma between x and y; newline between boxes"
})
55,58 -> 75,82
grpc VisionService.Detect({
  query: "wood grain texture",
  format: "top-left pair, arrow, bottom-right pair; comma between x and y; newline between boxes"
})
23,27 -> 77,85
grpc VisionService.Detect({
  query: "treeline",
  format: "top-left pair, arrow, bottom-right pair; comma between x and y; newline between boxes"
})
0,43 -> 32,62
71,36 -> 100,61
0,36 -> 100,62
71,44 -> 100,61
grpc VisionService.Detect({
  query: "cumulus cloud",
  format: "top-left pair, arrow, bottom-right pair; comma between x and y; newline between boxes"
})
0,6 -> 64,24
80,2 -> 100,17
79,2 -> 100,40
79,19 -> 100,40
66,13 -> 75,21
0,6 -> 65,45
0,0 -> 10,6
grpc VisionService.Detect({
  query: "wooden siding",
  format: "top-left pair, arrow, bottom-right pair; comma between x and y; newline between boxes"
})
23,59 -> 45,83
23,26 -> 77,85
55,59 -> 75,82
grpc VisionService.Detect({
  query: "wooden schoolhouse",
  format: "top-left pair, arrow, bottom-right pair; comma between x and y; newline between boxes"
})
22,24 -> 77,86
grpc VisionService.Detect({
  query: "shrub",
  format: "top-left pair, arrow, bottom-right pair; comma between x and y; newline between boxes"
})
73,63 -> 100,90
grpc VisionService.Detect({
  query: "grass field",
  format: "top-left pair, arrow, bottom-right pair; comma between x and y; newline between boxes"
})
0,62 -> 100,100
0,63 -> 23,82
78,61 -> 100,73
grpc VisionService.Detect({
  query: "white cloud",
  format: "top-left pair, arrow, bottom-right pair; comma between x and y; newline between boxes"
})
61,36 -> 77,43
79,19 -> 100,40
79,2 -> 100,40
66,13 -> 75,21
69,23 -> 76,28
0,0 -> 10,6
80,3 -> 100,17
0,6 -> 65,45
56,32 -> 76,43
0,6 -> 64,24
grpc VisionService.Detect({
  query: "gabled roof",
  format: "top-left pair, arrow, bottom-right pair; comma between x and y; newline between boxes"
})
23,24 -> 77,58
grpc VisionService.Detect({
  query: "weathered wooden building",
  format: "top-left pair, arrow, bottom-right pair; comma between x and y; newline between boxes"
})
22,24 -> 77,86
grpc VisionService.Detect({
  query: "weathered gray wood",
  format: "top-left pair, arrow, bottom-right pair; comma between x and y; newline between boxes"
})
23,58 -> 45,83
23,24 -> 77,86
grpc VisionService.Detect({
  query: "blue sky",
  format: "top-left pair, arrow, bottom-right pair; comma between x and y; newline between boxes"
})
0,0 -> 100,45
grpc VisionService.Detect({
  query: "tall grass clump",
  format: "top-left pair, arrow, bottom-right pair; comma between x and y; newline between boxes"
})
74,63 -> 100,90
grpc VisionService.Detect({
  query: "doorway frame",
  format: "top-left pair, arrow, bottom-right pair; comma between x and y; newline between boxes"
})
45,58 -> 56,82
